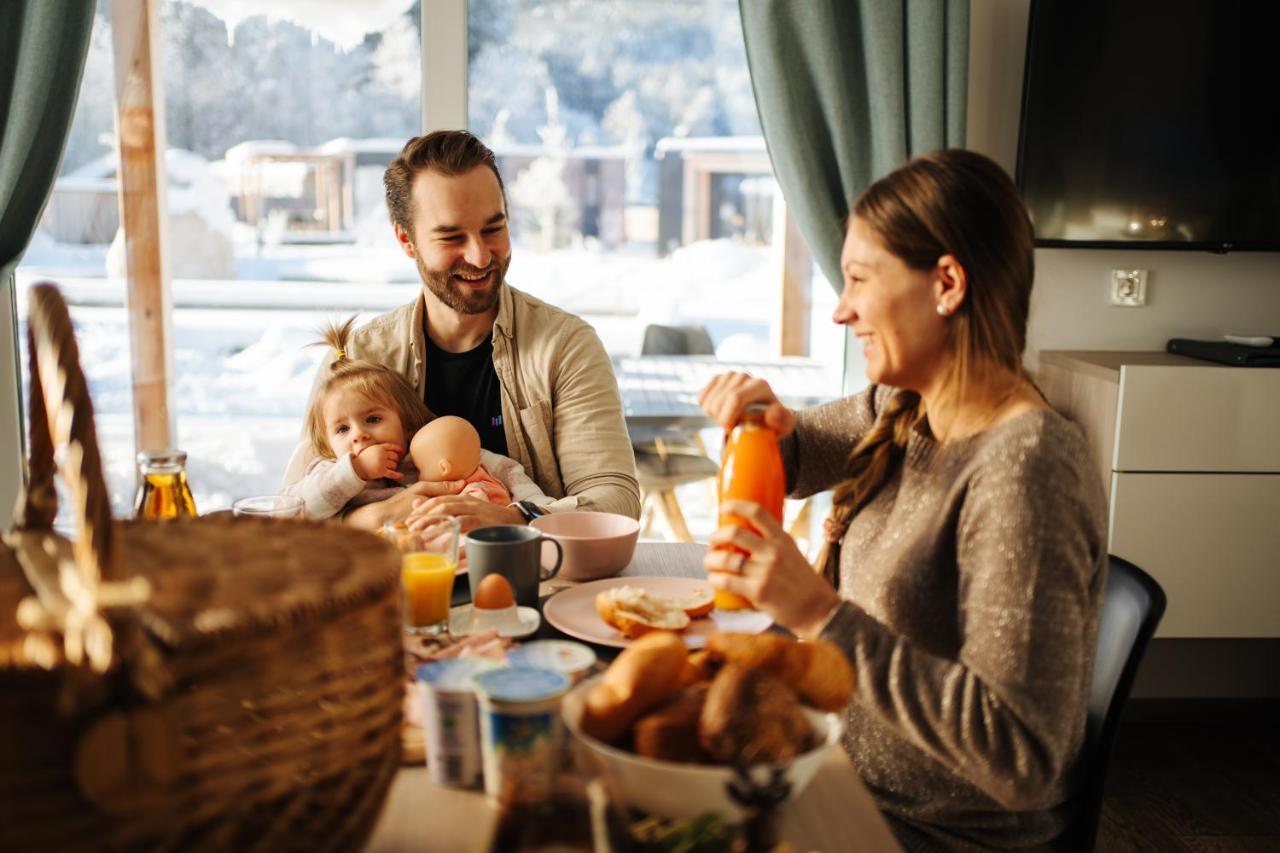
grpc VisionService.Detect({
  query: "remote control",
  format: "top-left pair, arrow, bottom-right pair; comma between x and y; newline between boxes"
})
1223,334 -> 1275,347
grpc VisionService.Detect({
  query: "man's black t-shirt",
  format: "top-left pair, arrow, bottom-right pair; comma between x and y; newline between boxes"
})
424,333 -> 508,457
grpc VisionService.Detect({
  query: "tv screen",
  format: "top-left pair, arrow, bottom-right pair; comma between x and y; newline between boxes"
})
1016,0 -> 1280,252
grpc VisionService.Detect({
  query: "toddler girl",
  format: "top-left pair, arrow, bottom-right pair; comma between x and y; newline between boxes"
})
286,318 -> 550,520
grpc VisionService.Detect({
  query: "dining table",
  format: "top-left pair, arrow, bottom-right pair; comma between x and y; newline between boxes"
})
365,541 -> 902,852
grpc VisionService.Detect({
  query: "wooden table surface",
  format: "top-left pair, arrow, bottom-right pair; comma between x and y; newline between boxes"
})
366,541 -> 901,852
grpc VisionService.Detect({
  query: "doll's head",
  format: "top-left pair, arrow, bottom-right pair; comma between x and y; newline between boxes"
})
306,317 -> 432,460
410,416 -> 482,482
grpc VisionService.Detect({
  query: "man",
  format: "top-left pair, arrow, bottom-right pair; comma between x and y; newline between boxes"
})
282,130 -> 639,530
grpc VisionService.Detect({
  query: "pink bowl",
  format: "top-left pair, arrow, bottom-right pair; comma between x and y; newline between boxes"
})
530,511 -> 640,581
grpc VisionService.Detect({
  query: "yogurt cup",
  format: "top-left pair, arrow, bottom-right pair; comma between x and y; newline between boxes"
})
506,640 -> 597,682
472,666 -> 571,804
417,658 -> 499,788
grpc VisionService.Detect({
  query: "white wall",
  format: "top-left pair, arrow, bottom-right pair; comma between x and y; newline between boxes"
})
968,0 -> 1280,369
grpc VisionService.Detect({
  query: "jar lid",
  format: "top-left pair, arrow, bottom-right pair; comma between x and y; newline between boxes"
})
473,666 -> 570,703
507,640 -> 596,676
418,658 -> 499,691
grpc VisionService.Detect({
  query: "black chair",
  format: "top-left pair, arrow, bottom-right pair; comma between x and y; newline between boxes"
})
1053,555 -> 1166,852
632,324 -> 719,541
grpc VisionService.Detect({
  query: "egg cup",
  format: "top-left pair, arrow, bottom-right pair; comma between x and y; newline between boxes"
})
449,604 -> 541,639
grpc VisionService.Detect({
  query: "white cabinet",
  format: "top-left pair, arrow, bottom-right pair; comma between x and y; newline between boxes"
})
1040,351 -> 1280,638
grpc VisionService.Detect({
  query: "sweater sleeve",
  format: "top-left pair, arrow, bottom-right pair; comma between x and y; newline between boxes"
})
282,454 -> 367,520
819,431 -> 1106,811
780,385 -> 884,498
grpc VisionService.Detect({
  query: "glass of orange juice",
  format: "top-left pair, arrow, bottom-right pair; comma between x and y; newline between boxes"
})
385,517 -> 460,635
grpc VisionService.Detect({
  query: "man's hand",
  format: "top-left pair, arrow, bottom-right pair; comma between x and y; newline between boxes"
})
406,495 -> 525,534
353,442 -> 405,480
342,479 -> 466,530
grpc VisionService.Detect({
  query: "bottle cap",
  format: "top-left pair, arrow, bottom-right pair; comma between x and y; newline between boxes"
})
137,449 -> 188,471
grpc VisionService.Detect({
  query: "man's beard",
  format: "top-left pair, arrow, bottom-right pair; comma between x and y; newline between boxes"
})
418,254 -> 509,316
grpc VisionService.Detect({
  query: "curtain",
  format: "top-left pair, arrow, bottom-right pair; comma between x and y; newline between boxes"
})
740,0 -> 969,292
0,1 -> 96,522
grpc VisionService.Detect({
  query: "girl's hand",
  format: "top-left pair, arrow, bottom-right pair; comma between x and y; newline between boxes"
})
703,500 -> 840,638
353,442 -> 404,480
696,372 -> 796,437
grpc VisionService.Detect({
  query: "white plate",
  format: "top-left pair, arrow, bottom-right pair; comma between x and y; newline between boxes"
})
448,605 -> 541,638
542,576 -> 772,649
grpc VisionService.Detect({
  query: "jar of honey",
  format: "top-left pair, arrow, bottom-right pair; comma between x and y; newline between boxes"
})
714,403 -> 785,610
134,449 -> 198,520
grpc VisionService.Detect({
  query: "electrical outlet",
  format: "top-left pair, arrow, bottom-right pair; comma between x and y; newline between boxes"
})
1110,269 -> 1147,307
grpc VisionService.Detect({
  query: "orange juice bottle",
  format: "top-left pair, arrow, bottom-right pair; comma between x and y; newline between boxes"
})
714,403 -> 785,610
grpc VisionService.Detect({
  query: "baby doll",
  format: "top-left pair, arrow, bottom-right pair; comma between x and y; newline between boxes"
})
410,415 -> 514,505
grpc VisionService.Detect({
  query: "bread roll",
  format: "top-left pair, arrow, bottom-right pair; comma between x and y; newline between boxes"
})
698,664 -> 813,764
705,632 -> 854,711
596,586 -> 691,638
677,649 -> 719,686
579,631 -> 687,743
632,684 -> 709,763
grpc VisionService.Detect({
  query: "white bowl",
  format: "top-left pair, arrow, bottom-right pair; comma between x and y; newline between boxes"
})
531,511 -> 640,581
561,677 -> 843,820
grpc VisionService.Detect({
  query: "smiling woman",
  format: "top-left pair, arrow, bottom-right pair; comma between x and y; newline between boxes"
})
696,150 -> 1109,851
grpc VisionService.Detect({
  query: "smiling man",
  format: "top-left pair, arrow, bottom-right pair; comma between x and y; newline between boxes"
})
282,130 -> 640,530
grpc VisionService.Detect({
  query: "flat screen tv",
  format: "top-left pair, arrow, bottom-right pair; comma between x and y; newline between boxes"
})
1016,0 -> 1280,252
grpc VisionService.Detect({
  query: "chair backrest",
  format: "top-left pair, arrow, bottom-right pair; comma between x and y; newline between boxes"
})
1055,555 -> 1166,851
641,324 -> 715,356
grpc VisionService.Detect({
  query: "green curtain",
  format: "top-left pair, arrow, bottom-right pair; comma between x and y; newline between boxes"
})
0,1 -> 96,521
740,0 -> 969,292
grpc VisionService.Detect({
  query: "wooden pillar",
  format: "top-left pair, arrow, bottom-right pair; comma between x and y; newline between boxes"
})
774,197 -> 812,357
111,0 -> 174,457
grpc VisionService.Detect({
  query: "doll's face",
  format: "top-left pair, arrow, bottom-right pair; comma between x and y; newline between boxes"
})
410,416 -> 482,482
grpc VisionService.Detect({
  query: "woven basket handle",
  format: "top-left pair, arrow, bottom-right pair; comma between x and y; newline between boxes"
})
13,282 -> 114,585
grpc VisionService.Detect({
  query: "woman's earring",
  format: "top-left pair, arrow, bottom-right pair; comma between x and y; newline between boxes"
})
936,303 -> 950,316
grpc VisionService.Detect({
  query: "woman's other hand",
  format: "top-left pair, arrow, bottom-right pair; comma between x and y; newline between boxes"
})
696,372 -> 796,437
704,499 -> 840,638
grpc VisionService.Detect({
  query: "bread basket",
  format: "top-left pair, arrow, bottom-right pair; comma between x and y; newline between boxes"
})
0,283 -> 403,851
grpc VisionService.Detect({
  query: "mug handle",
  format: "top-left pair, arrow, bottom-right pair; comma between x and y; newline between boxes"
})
539,536 -> 563,581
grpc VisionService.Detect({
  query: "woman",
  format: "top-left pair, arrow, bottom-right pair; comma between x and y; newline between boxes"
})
699,149 -> 1106,851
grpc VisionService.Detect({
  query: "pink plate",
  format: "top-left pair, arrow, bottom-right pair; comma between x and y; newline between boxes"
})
542,576 -> 773,649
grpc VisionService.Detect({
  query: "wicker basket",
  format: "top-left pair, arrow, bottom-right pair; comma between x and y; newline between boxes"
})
0,284 -> 404,851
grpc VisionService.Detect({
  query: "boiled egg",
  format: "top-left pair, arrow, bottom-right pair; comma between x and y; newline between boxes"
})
474,574 -> 515,611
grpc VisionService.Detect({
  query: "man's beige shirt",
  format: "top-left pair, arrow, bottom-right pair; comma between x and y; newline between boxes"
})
282,284 -> 640,518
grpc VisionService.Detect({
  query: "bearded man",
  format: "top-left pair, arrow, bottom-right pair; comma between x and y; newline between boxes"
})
282,130 -> 639,530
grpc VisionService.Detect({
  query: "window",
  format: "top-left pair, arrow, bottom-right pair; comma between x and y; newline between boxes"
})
17,0 -> 422,517
465,0 -> 842,544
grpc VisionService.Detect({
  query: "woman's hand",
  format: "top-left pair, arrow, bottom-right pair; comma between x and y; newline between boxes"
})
704,500 -> 841,638
341,479 -> 465,530
406,494 -> 524,534
696,372 -> 796,437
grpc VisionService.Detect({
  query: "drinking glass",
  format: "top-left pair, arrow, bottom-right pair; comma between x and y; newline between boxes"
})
232,495 -> 304,518
385,517 -> 460,635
